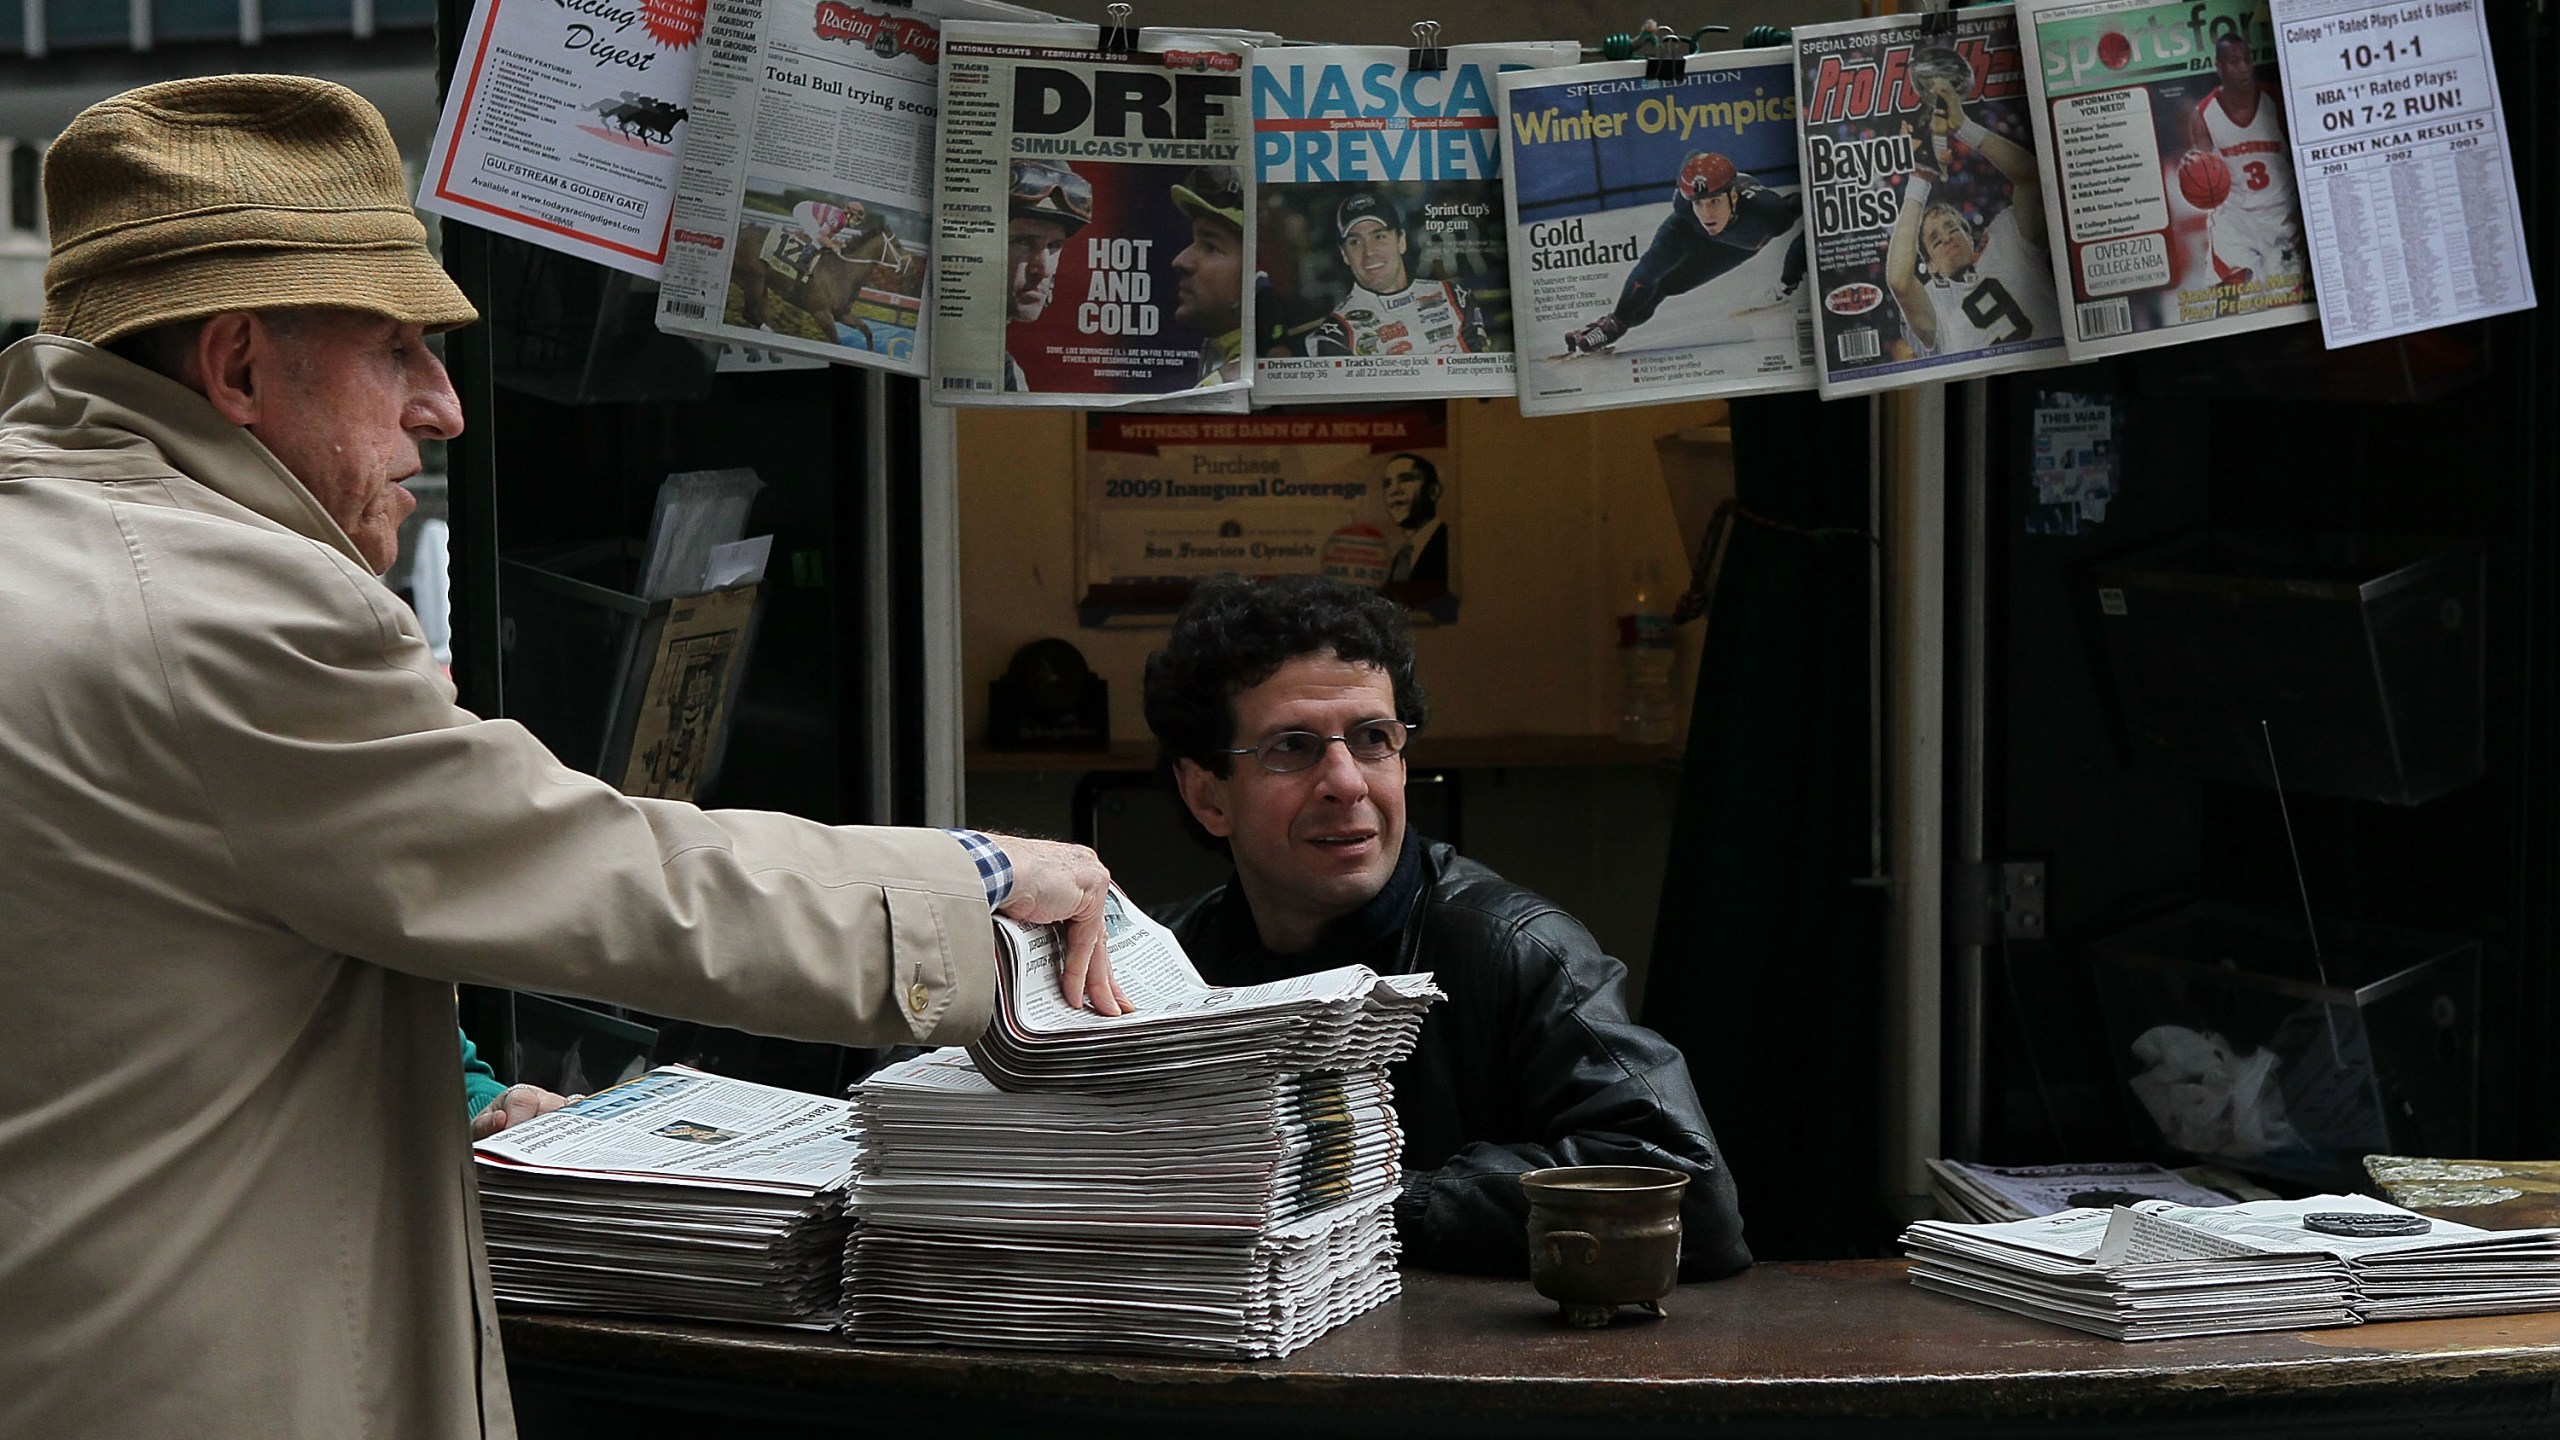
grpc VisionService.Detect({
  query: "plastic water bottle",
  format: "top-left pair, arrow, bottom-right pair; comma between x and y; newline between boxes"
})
1616,560 -> 1678,745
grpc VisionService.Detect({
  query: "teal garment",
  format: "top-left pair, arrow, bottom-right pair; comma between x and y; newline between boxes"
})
459,1029 -> 506,1122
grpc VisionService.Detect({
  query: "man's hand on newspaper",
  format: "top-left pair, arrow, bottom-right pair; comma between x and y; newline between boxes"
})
991,835 -> 1134,1017
471,1083 -> 572,1141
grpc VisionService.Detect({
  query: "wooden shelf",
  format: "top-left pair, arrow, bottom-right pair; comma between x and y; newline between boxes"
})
966,735 -> 1681,773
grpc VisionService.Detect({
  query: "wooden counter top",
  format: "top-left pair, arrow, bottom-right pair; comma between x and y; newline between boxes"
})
502,1261 -> 2560,1439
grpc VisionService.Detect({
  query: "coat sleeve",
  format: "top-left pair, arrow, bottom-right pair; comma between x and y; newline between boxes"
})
139,513 -> 997,1049
1397,909 -> 1752,1281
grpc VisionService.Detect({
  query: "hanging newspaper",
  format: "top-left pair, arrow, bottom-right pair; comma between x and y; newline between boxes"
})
1252,42 -> 1580,405
1792,6 -> 2070,397
419,0 -> 711,277
653,0 -> 1049,374
2017,0 -> 2315,361
930,22 -> 1271,408
1498,47 -> 1816,418
2268,0 -> 2537,349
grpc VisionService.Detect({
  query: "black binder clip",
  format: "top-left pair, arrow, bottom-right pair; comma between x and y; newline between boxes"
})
1098,1 -> 1136,56
1408,20 -> 1446,75
1920,2 -> 1958,37
1644,30 -> 1691,83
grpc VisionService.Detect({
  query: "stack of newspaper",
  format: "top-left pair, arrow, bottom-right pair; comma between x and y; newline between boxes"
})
474,1065 -> 864,1329
967,894 -> 1442,1092
844,1048 -> 1405,1357
847,893 -> 1434,1357
1902,1193 -> 2560,1340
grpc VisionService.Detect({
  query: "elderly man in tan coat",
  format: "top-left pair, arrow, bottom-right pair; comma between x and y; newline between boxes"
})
0,76 -> 1125,1438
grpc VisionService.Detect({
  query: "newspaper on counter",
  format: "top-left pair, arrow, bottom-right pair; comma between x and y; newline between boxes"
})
653,0 -> 1051,373
473,1064 -> 864,1328
2016,0 -> 2315,361
1902,1191 -> 2560,1339
420,0 -> 713,277
1791,5 -> 2070,397
930,21 -> 1274,407
1251,42 -> 1580,404
2269,0 -> 2537,348
1497,46 -> 1817,418
967,886 -> 1441,1093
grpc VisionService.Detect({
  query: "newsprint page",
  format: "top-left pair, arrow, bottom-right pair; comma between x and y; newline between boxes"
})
1251,43 -> 1578,405
655,0 -> 1050,375
931,22 -> 1269,408
1498,45 -> 1818,418
1791,6 -> 2070,397
2018,0 -> 2316,361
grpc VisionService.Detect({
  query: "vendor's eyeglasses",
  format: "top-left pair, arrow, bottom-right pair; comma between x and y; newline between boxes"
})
1010,161 -> 1094,223
1219,719 -> 1417,773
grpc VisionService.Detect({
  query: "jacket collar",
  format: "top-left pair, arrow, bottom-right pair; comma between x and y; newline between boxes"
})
1207,829 -> 1438,974
0,333 -> 373,571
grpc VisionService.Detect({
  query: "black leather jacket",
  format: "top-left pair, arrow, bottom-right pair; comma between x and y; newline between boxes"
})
1153,836 -> 1751,1279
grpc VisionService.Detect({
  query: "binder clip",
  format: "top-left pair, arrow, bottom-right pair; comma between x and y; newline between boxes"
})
1644,30 -> 1691,83
1408,20 -> 1446,75
1098,2 -> 1136,56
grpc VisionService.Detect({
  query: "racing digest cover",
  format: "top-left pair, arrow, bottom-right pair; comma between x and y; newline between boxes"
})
1498,47 -> 1817,418
1791,5 -> 2070,397
930,22 -> 1268,407
2017,0 -> 2313,360
1251,42 -> 1579,404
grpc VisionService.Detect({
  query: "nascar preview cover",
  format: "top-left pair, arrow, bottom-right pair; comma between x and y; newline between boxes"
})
1498,45 -> 1817,418
1251,42 -> 1578,404
2018,0 -> 2313,360
1791,4 -> 2070,397
929,21 -> 1268,408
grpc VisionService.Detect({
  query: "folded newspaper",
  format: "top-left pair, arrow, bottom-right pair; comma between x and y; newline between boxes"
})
1902,1192 -> 2560,1340
845,1047 -> 1405,1357
655,0 -> 1056,375
967,886 -> 1443,1093
473,1064 -> 866,1328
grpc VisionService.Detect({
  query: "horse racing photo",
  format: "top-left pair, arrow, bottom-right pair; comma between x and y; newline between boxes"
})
722,177 -> 929,361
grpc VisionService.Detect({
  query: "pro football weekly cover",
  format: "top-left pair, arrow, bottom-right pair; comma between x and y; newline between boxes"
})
1791,4 -> 2070,397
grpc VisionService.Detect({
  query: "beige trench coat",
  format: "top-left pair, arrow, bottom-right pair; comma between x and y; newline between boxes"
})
0,337 -> 998,1438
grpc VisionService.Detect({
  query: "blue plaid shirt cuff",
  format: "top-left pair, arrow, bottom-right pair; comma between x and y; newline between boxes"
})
944,828 -> 1014,909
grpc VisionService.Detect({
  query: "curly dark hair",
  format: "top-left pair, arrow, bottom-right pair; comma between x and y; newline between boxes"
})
1143,573 -> 1427,778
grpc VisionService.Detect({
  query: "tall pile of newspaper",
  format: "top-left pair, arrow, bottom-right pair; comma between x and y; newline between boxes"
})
1901,1192 -> 2560,1340
845,891 -> 1440,1357
473,1065 -> 865,1329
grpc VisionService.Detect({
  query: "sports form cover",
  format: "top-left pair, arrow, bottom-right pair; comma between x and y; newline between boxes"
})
930,22 -> 1266,407
1251,43 -> 1578,405
2018,0 -> 2314,360
1791,5 -> 2069,397
1498,46 -> 1817,418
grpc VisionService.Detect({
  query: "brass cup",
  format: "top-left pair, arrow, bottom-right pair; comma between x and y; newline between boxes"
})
1520,1165 -> 1687,1327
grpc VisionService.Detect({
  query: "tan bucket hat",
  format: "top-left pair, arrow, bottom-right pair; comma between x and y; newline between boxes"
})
41,73 -> 479,345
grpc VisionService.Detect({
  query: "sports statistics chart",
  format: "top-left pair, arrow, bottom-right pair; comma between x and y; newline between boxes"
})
2269,0 -> 2534,347
2019,0 -> 2317,361
1791,5 -> 2069,398
1498,48 -> 1817,418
